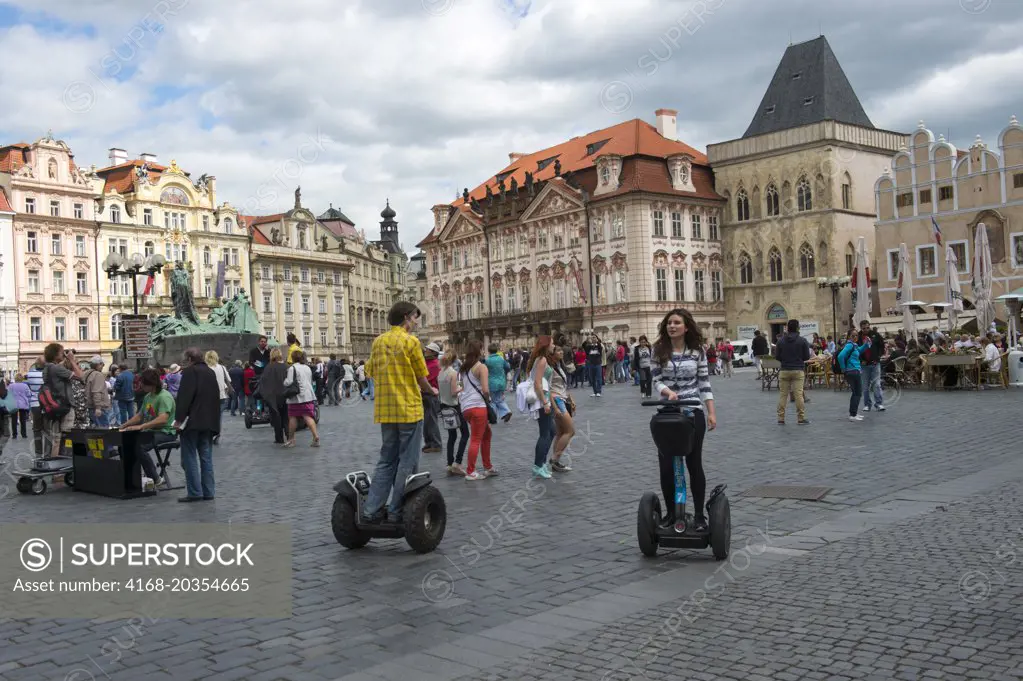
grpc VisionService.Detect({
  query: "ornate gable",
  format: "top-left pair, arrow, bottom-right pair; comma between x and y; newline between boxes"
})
519,183 -> 584,223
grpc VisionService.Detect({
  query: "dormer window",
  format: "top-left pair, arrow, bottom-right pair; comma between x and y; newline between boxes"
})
600,166 -> 610,185
593,154 -> 622,196
764,105 -> 775,114
666,154 -> 694,192
803,97 -> 814,106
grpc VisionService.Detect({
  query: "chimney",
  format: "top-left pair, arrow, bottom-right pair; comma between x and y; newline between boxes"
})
108,148 -> 128,165
139,152 -> 157,164
655,109 -> 678,141
509,152 -> 526,164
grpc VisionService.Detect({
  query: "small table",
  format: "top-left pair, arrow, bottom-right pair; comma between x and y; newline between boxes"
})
759,358 -> 781,391
921,354 -> 982,391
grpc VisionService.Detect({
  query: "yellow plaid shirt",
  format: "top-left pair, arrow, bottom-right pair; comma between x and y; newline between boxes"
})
365,326 -> 428,424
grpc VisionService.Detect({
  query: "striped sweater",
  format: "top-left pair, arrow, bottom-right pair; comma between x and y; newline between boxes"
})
651,348 -> 713,408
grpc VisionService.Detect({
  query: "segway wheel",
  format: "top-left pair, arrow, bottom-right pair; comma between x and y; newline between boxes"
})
637,492 -> 660,557
403,486 -> 446,554
708,491 -> 731,561
330,495 -> 370,549
16,477 -> 33,495
244,413 -> 252,429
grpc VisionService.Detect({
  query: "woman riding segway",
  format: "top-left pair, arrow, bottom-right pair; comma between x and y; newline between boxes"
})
650,308 -> 717,533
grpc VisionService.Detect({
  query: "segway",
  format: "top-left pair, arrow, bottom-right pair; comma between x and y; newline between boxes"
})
331,470 -> 446,553
637,398 -> 730,560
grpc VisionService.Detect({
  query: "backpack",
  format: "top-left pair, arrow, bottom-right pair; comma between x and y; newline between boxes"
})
39,365 -> 71,419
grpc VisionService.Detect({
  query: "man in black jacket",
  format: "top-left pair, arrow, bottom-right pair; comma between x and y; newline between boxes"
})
858,320 -> 887,412
582,334 -> 604,397
751,330 -> 769,379
173,347 -> 221,502
773,320 -> 811,425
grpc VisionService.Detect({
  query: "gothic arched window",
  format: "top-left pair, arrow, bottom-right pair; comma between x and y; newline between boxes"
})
736,190 -> 750,222
797,177 -> 812,212
799,242 -> 815,278
769,247 -> 783,282
738,251 -> 753,284
765,184 -> 780,217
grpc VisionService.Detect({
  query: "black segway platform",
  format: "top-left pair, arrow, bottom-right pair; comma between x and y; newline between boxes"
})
331,470 -> 446,553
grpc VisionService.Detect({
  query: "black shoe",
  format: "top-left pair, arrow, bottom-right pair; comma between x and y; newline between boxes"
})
361,511 -> 385,524
178,496 -> 202,503
658,513 -> 675,530
798,419 -> 811,425
692,515 -> 708,533
202,496 -> 215,500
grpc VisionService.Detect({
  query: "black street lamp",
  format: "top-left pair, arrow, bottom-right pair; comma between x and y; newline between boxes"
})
817,275 -> 851,341
103,251 -> 167,315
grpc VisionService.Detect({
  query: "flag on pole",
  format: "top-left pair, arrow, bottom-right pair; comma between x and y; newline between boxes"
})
931,217 -> 943,246
142,274 -> 155,296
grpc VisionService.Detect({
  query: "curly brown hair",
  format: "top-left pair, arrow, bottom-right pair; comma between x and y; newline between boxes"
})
652,308 -> 705,365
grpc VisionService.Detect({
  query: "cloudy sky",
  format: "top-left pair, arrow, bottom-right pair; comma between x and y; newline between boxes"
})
1,0 -> 1021,252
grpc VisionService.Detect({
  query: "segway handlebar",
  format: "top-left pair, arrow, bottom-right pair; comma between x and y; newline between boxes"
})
641,398 -> 703,407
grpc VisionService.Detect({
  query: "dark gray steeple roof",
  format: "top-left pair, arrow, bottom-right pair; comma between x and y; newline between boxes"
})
743,36 -> 874,139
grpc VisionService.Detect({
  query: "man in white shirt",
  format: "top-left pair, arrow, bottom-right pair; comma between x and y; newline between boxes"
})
983,337 -> 1001,373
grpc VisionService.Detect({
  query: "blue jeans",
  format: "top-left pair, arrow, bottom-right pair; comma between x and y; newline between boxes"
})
220,398 -> 230,413
535,409 -> 555,467
361,378 -> 374,399
363,420 -> 424,518
586,364 -> 603,394
179,430 -> 215,498
845,371 -> 863,417
861,364 -> 883,408
117,399 -> 135,423
89,410 -> 110,428
491,391 -> 511,420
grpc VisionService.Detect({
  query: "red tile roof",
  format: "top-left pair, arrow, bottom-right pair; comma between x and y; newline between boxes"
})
0,144 -> 30,173
418,118 -> 722,247
0,186 -> 12,212
96,160 -> 170,195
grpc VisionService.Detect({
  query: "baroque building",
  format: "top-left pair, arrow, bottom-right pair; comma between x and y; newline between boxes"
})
418,110 -> 726,350
320,202 -> 408,358
94,149 -> 246,360
0,188 -> 17,376
245,192 -> 353,358
874,116 -> 1023,322
0,132 -> 105,371
708,36 -> 905,342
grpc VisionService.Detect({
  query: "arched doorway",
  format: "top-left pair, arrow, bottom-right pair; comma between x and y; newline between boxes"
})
766,302 -> 788,342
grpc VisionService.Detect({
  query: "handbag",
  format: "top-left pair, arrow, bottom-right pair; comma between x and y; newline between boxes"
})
282,366 -> 301,399
440,405 -> 459,430
465,370 -> 497,425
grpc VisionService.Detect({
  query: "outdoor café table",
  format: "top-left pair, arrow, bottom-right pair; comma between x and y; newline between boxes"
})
759,357 -> 781,391
921,354 -> 982,391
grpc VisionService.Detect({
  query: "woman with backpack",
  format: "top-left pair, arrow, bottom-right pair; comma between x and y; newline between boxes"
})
836,332 -> 872,422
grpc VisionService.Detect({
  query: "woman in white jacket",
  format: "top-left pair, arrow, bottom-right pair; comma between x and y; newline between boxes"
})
282,350 -> 320,448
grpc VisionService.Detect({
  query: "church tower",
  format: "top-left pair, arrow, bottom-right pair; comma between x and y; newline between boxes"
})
378,199 -> 401,254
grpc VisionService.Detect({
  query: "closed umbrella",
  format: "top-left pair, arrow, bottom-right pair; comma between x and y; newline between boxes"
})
851,236 -> 871,327
972,222 -> 995,335
896,242 -> 916,338
946,244 -> 964,331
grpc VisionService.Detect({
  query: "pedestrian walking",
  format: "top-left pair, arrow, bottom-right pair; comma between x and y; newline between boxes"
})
458,339 -> 496,481
774,320 -> 811,425
438,351 -> 468,476
582,334 -> 604,397
7,375 -> 31,441
484,343 -> 512,422
282,350 -> 320,448
633,335 -> 654,398
751,330 -> 768,379
173,347 -> 220,501
837,332 -> 872,422
260,348 -> 289,444
82,356 -> 111,427
548,345 -> 575,472
858,320 -> 886,412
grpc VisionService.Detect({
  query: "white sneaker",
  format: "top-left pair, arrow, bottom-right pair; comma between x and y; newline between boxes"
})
849,415 -> 864,421
863,406 -> 872,412
876,405 -> 886,412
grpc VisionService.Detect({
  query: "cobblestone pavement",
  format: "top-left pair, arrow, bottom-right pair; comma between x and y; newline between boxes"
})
0,369 -> 1020,680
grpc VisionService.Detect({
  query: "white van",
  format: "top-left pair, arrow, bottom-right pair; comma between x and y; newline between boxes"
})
730,341 -> 754,367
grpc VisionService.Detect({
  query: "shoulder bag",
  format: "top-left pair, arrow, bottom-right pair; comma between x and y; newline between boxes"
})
465,369 -> 497,425
39,365 -> 71,419
282,365 -> 301,399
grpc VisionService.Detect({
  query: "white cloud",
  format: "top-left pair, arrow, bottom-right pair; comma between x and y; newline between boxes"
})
0,0 -> 1021,251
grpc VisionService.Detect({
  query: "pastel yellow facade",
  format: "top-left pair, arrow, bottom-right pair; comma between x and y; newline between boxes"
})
873,117 -> 1023,320
95,153 -> 247,360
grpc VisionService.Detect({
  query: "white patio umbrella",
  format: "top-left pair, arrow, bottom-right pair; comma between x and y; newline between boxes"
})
945,244 -> 964,331
852,236 -> 871,327
895,242 -> 916,338
972,222 -> 996,334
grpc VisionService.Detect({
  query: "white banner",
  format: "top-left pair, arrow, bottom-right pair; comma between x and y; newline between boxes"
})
799,321 -> 819,339
736,325 -> 758,340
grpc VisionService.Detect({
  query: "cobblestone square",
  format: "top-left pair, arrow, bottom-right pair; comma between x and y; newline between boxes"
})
2,370 -> 1022,680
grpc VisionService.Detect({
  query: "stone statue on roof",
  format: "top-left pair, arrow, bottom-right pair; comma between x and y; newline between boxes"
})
510,177 -> 518,194
485,185 -> 494,205
554,159 -> 562,177
463,187 -> 469,203
294,186 -> 301,209
321,234 -> 328,251
270,225 -> 281,245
